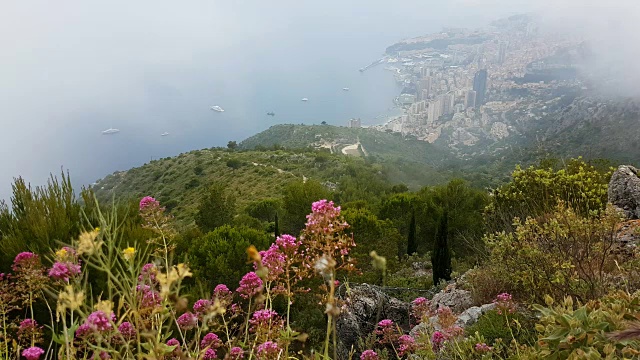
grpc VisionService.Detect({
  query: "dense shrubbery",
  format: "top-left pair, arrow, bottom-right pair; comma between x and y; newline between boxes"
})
3,155 -> 640,359
485,158 -> 611,233
479,203 -> 624,303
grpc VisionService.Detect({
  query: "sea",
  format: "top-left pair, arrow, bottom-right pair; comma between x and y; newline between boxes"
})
0,1 -> 534,201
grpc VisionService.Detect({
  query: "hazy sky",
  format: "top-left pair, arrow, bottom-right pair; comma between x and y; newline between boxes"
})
0,0 -> 636,202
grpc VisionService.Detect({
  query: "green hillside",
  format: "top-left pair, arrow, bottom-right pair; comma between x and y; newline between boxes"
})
240,124 -> 518,186
90,147 -> 421,222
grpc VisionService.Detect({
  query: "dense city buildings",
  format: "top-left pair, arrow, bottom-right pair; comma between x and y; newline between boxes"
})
371,15 -> 584,148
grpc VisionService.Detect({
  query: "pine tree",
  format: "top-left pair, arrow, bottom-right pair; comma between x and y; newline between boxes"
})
432,210 -> 451,286
407,211 -> 417,255
274,212 -> 280,239
195,184 -> 236,233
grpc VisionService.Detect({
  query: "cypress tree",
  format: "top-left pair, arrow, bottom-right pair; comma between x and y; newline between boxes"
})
407,211 -> 417,255
432,210 -> 451,286
274,212 -> 280,239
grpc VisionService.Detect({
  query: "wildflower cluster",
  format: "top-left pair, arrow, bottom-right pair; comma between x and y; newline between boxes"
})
494,292 -> 516,315
0,197 -> 364,360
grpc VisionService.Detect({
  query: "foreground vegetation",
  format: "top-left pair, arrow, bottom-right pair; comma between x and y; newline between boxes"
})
2,151 -> 640,359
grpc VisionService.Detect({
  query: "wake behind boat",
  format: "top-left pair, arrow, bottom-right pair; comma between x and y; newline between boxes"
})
102,128 -> 120,135
210,105 -> 225,112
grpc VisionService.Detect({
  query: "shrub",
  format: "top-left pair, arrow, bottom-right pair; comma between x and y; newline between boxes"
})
465,310 -> 536,347
188,225 -> 272,288
531,291 -> 640,358
485,158 -> 611,233
195,184 -> 236,233
483,203 -> 624,303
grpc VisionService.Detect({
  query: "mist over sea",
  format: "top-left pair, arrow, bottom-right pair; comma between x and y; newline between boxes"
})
0,1 -> 535,201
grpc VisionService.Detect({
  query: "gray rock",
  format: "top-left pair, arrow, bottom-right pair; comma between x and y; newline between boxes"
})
480,302 -> 497,313
336,284 -> 411,359
608,165 -> 640,219
455,306 -> 483,327
431,288 -> 473,313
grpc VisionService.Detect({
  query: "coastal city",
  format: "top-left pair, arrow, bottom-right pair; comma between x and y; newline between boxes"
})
354,15 -> 585,152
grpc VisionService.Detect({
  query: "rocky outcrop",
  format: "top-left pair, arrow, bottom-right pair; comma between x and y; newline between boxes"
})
336,284 -> 411,359
609,165 -> 640,219
430,288 -> 473,314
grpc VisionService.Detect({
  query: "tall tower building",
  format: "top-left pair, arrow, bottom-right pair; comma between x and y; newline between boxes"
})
473,69 -> 488,107
498,41 -> 507,64
418,77 -> 432,100
465,90 -> 477,109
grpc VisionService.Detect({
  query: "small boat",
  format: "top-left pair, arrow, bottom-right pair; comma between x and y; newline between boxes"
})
210,105 -> 225,112
161,132 -> 170,136
267,112 -> 275,116
102,128 -> 120,135
301,98 -> 308,102
342,87 -> 350,91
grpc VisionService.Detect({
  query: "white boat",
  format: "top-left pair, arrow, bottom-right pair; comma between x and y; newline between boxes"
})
210,105 -> 225,112
342,87 -> 350,91
102,128 -> 120,135
161,132 -> 170,136
301,98 -> 309,102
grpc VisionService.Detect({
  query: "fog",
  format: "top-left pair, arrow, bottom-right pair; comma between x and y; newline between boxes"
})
0,0 -> 636,202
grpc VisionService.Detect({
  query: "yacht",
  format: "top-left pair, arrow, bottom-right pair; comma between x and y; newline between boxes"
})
342,87 -> 350,91
161,132 -> 170,136
301,98 -> 308,102
102,128 -> 120,135
210,105 -> 225,112
267,112 -> 275,116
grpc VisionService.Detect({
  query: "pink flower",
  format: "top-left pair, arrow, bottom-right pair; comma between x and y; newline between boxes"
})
200,333 -> 222,349
118,322 -> 136,340
412,297 -> 428,306
48,261 -> 81,282
475,342 -> 492,353
258,246 -> 286,280
256,341 -> 281,360
398,335 -> 417,356
311,199 -> 341,215
250,309 -> 279,329
377,319 -> 393,328
138,287 -> 161,309
229,347 -> 244,359
494,292 -> 516,315
177,312 -> 198,330
86,311 -> 115,332
275,234 -> 300,253
193,299 -> 212,316
94,351 -> 111,359
375,319 -> 396,344
19,319 -> 38,331
360,350 -> 379,360
213,284 -> 230,295
138,263 -> 158,283
139,196 -> 159,210
12,252 -> 39,271
202,348 -> 217,359
75,323 -> 91,338
18,319 -> 42,343
431,331 -> 446,352
166,338 -> 181,356
236,272 -> 263,299
22,346 -> 44,360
